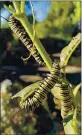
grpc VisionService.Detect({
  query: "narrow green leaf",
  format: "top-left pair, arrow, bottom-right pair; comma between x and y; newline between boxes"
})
4,4 -> 15,14
4,4 -> 11,11
60,33 -> 81,67
11,81 -> 40,99
13,1 -> 20,13
21,1 -> 25,13
73,83 -> 82,97
9,5 -> 14,13
73,83 -> 82,107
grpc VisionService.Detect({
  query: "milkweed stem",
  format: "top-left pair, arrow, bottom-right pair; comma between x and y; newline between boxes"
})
19,15 -> 52,71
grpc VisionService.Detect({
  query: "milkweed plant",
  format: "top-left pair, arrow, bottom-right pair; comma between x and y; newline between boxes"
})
4,1 -> 81,135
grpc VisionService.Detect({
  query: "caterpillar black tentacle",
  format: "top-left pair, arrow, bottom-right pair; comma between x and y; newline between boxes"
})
8,15 -> 45,65
20,61 -> 60,111
60,83 -> 73,119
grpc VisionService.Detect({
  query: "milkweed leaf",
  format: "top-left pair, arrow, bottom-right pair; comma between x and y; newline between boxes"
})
11,81 -> 40,99
73,83 -> 82,97
60,33 -> 81,67
63,111 -> 80,134
73,83 -> 82,106
51,83 -> 61,98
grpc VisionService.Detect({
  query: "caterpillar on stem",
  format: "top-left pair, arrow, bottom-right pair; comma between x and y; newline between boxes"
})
59,82 -> 74,119
1,14 -> 45,66
8,15 -> 45,65
20,60 -> 60,111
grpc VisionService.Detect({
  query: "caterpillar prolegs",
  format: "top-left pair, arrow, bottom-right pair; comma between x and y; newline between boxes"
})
9,15 -> 45,65
20,61 -> 60,111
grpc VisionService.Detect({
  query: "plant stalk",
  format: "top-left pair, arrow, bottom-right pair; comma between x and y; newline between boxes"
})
19,15 -> 52,71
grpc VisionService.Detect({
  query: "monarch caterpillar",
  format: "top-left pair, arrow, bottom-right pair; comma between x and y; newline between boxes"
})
8,15 -> 45,65
20,61 -> 60,111
60,82 -> 73,119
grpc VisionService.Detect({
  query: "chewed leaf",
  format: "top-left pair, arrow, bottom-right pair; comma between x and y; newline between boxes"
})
60,33 -> 81,67
11,81 -> 40,99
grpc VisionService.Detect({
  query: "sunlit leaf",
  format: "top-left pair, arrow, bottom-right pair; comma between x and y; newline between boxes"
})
60,33 -> 81,67
73,83 -> 82,106
51,83 -> 61,98
63,111 -> 80,134
12,81 -> 40,99
73,83 -> 82,97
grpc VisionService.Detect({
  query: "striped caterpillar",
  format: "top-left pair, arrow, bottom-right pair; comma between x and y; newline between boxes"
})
20,61 -> 60,111
60,82 -> 73,119
8,15 -> 45,65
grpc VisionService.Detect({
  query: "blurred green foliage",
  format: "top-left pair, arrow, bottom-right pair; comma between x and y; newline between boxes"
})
1,1 -> 80,41
35,1 -> 80,40
1,82 -> 37,135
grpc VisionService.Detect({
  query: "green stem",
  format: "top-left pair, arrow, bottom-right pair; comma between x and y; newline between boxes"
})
21,1 -> 25,13
13,2 -> 20,13
4,2 -> 53,71
19,15 -> 52,71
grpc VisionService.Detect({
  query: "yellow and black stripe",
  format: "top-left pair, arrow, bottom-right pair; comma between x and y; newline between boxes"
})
20,61 -> 60,111
60,83 -> 72,119
9,15 -> 45,65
